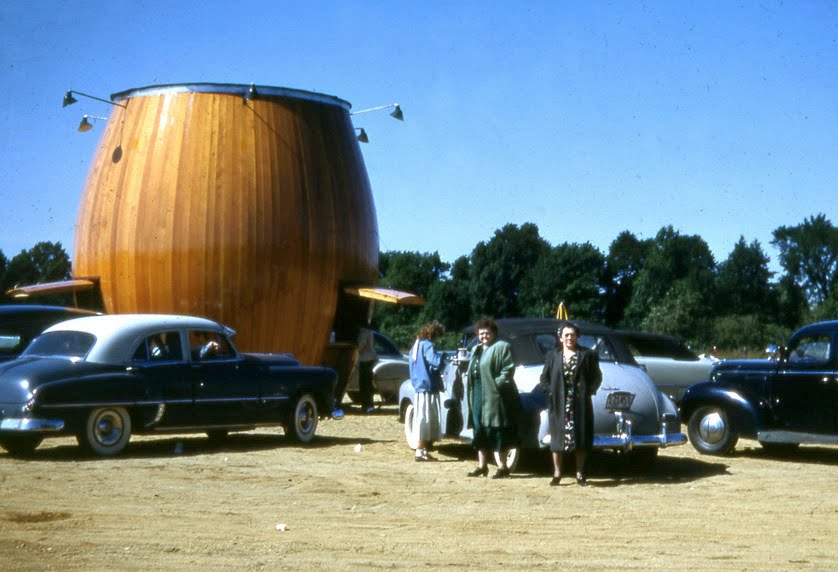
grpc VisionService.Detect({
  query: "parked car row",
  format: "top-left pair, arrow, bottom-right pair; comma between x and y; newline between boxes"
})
2,304 -> 836,463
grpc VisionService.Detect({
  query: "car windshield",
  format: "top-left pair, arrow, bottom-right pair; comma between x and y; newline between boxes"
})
22,331 -> 95,359
373,332 -> 402,357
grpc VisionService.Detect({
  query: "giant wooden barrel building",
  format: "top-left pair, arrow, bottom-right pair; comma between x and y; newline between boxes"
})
73,83 -> 380,365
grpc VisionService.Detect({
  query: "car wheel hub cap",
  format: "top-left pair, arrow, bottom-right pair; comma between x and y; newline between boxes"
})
95,413 -> 123,446
299,406 -> 313,432
698,412 -> 725,444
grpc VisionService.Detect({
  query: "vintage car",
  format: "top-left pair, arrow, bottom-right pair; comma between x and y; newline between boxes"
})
681,320 -> 838,456
0,305 -> 99,363
615,330 -> 717,404
399,318 -> 686,471
0,314 -> 337,457
344,331 -> 409,404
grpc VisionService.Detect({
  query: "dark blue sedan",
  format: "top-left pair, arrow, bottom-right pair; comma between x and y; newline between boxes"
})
0,314 -> 337,456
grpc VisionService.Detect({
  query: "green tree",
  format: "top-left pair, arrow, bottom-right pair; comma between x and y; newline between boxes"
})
715,237 -> 775,318
711,315 -> 790,356
0,249 -> 7,295
468,223 -> 550,318
2,242 -> 72,293
373,251 -> 449,347
520,242 -> 608,321
604,231 -> 653,326
771,214 -> 838,305
774,274 -> 807,330
624,226 -> 716,333
640,280 -> 712,341
808,291 -> 838,323
421,255 -> 472,332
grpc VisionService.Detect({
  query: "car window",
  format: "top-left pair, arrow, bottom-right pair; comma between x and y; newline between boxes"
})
535,334 -> 557,357
788,334 -> 831,366
132,331 -> 183,363
0,334 -> 23,356
188,330 -> 236,361
22,331 -> 95,359
373,332 -> 401,357
581,334 -> 615,362
623,336 -> 698,361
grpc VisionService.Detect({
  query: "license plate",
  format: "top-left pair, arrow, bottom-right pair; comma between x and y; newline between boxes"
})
605,391 -> 635,411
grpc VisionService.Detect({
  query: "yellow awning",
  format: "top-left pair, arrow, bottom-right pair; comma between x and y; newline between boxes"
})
344,286 -> 426,306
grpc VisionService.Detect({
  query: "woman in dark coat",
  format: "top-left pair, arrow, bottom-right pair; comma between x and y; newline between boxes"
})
539,321 -> 602,486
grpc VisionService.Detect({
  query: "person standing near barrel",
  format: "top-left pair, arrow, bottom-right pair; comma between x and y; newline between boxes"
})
466,317 -> 519,479
356,325 -> 378,414
409,321 -> 446,462
539,321 -> 602,486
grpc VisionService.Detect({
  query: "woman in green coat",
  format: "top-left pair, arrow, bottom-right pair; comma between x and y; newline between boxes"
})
466,317 -> 520,479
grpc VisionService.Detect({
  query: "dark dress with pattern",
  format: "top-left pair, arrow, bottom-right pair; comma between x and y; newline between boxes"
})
538,346 -> 602,454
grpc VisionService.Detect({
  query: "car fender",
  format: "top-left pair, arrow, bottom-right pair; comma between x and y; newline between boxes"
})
680,382 -> 767,439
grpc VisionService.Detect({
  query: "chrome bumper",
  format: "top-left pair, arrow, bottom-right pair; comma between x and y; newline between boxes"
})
594,411 -> 686,450
539,411 -> 686,451
0,417 -> 65,432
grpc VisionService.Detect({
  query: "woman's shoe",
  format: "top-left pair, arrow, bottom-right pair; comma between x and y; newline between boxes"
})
491,467 -> 510,479
549,476 -> 562,487
576,475 -> 589,487
467,466 -> 489,477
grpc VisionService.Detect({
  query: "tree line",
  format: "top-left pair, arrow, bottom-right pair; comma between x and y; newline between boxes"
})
373,214 -> 838,353
2,214 -> 836,353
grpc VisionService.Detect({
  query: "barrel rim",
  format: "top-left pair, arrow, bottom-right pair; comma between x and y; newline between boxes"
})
110,83 -> 351,110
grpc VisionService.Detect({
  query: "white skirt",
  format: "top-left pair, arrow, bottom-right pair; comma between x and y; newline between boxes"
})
413,392 -> 441,443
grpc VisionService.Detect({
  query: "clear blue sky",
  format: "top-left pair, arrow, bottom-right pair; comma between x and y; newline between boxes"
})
1,1 -> 836,274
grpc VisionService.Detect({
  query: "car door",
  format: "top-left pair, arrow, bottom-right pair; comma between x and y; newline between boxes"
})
131,330 -> 193,427
187,330 -> 249,426
771,331 -> 836,433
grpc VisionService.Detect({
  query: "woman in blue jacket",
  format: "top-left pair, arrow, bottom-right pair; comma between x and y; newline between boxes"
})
409,321 -> 446,462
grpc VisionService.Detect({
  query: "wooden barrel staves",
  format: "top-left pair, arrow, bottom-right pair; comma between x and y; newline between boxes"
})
74,83 -> 378,364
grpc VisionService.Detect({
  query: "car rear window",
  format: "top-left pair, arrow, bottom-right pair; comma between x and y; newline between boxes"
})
624,336 -> 698,361
22,331 -> 95,359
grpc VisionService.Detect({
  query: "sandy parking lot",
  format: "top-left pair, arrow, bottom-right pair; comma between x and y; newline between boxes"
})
1,404 -> 836,571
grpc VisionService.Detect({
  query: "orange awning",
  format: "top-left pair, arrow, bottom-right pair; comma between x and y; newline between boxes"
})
5,279 -> 98,299
344,286 -> 426,306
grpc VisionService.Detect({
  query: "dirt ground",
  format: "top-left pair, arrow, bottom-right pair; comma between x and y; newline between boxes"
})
1,403 -> 836,571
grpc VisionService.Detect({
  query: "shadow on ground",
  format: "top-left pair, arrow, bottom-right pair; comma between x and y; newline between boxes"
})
736,443 -> 838,466
434,442 -> 730,486
2,432 -> 393,463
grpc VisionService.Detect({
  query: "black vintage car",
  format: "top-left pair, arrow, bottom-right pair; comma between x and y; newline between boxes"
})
0,305 -> 99,363
0,314 -> 337,456
681,320 -> 838,455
